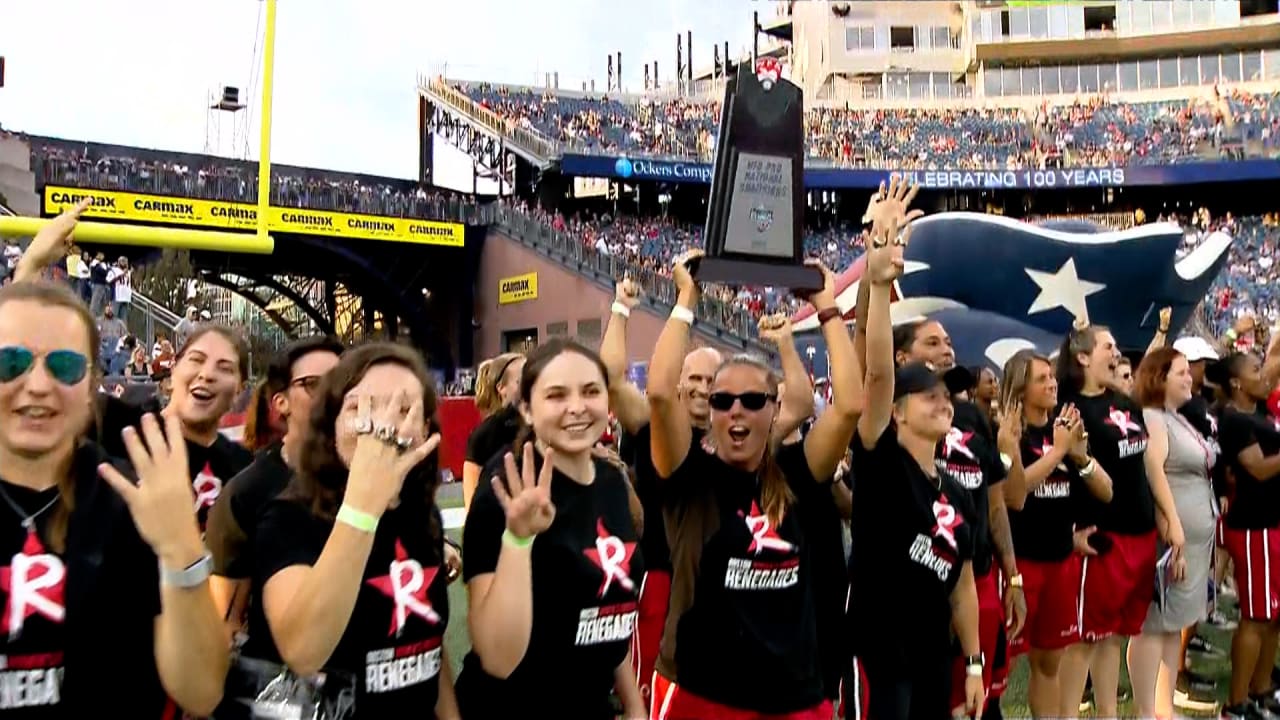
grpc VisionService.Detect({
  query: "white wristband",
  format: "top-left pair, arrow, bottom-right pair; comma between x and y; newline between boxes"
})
670,306 -> 694,325
611,302 -> 631,318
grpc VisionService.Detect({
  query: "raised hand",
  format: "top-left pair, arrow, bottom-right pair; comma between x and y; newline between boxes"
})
671,249 -> 704,298
98,413 -> 204,567
1158,306 -> 1172,330
615,276 -> 641,309
868,173 -> 924,242
492,442 -> 557,538
20,198 -> 91,277
757,313 -> 794,348
996,400 -> 1022,456
343,389 -> 442,517
1052,404 -> 1076,452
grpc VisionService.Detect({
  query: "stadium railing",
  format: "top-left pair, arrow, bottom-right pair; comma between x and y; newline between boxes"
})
491,204 -> 767,350
420,75 -> 559,163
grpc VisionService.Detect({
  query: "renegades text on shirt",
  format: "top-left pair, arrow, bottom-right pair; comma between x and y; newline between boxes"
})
0,656 -> 62,709
575,602 -> 638,646
365,637 -> 442,694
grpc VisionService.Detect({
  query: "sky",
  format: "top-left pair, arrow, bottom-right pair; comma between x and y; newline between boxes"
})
0,0 -> 760,190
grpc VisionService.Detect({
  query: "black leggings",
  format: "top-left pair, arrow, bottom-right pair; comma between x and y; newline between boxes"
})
854,650 -> 952,720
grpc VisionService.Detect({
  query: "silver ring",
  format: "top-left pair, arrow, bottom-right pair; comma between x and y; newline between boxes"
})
350,416 -> 373,435
374,424 -> 396,442
394,436 -> 414,451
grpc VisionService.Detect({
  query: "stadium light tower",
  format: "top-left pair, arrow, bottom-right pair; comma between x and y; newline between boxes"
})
204,85 -> 248,158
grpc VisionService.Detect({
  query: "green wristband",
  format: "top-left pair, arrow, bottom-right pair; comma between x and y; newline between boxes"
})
502,529 -> 534,548
337,504 -> 379,533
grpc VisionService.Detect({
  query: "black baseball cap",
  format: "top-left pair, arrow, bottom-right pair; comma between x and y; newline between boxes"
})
894,361 -> 944,401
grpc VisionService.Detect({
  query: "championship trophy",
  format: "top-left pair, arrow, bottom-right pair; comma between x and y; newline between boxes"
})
697,56 -> 821,291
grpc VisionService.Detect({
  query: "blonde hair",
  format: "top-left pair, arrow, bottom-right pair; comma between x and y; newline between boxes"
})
475,352 -> 523,417
715,354 -> 794,528
999,350 -> 1051,424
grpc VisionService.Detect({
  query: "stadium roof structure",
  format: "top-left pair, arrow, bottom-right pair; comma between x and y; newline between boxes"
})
977,17 -> 1280,64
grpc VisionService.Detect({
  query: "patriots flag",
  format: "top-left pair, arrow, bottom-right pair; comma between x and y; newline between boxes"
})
790,212 -> 1231,376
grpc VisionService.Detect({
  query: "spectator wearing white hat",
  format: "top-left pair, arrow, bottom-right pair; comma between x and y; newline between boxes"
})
175,306 -> 199,348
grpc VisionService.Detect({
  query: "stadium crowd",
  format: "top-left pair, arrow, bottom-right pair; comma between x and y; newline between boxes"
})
459,81 -> 1280,168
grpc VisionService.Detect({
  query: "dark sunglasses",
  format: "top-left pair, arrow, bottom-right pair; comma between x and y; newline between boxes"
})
0,346 -> 89,385
708,391 -> 776,412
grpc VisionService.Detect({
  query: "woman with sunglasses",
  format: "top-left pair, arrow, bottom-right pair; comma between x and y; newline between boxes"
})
463,352 -> 525,511
457,338 -> 644,720
1055,323 -> 1158,720
848,185 -> 983,720
0,278 -> 230,717
998,350 -> 1113,719
249,343 -> 455,718
645,249 -> 859,720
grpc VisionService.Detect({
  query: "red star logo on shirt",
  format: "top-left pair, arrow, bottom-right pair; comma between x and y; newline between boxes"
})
1032,439 -> 1055,457
0,531 -> 66,640
942,427 -> 976,462
740,500 -> 797,556
582,519 -> 636,599
366,540 -> 440,637
932,494 -> 963,554
192,462 -> 222,511
1104,407 -> 1143,437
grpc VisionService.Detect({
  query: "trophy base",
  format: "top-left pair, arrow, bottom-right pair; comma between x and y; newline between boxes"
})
696,257 -> 824,292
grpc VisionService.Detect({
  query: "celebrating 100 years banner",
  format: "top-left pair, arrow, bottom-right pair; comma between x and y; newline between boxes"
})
563,153 -> 1280,190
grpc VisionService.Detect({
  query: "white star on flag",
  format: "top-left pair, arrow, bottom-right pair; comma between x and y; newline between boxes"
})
1024,258 -> 1106,320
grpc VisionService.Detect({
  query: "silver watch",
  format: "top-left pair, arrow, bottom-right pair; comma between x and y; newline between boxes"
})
160,552 -> 213,588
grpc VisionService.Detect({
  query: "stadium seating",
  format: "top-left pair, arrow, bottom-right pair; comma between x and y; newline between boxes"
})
457,82 -> 1280,168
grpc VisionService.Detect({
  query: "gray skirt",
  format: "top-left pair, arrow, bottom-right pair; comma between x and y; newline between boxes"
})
1142,483 -> 1216,633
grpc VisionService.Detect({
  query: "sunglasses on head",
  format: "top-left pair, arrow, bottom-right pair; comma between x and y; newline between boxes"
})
708,391 -> 776,412
0,346 -> 89,386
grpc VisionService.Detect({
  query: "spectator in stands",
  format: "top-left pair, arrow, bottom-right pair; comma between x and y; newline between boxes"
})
108,256 -> 133,318
175,306 -> 199,347
88,251 -> 110,315
96,304 -> 127,373
72,248 -> 91,302
125,345 -> 151,381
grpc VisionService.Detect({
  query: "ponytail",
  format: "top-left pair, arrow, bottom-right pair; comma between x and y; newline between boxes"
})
758,441 -> 796,529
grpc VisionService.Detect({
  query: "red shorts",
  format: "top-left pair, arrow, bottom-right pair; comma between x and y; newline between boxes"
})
651,673 -> 832,720
1010,556 -> 1082,655
634,570 -> 671,706
1078,531 -> 1157,642
949,570 -> 1008,710
1220,526 -> 1280,622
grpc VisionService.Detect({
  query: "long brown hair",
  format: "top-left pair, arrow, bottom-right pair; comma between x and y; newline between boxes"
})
509,339 -> 610,453
288,343 -> 442,537
1056,324 -> 1111,396
716,354 -> 794,528
0,282 -> 101,552
1134,347 -> 1181,409
999,350 -> 1052,424
475,352 -> 522,417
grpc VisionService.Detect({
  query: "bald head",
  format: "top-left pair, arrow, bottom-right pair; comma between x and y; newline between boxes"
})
680,347 -> 722,426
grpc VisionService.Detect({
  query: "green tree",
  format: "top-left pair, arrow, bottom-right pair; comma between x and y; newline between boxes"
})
134,249 -> 194,314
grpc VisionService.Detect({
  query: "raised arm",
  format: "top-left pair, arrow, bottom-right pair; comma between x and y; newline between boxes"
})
600,278 -> 650,434
14,198 -> 91,283
1144,307 -> 1171,358
802,261 -> 863,481
759,314 -> 815,443
647,250 -> 702,478
857,176 -> 921,447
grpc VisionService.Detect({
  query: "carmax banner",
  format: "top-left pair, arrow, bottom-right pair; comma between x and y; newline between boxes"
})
44,186 -> 464,247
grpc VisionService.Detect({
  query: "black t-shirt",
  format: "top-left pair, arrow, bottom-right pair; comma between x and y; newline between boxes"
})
189,434 -> 254,532
848,424 -> 976,665
1067,390 -> 1154,535
617,423 -> 701,574
208,442 -> 292,581
456,454 -> 643,720
657,440 -> 824,714
464,405 -> 521,467
0,443 -> 167,718
792,442 -> 848,701
1009,420 -> 1081,562
935,400 -> 1005,576
1220,406 -> 1280,529
251,497 -> 450,718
